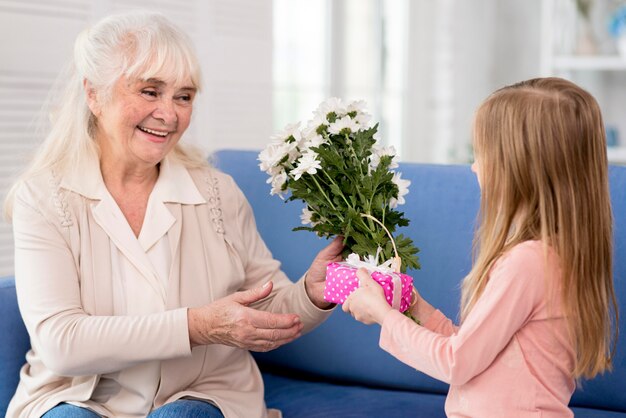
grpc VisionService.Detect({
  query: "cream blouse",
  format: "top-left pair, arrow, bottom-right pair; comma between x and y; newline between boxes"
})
73,159 -> 199,417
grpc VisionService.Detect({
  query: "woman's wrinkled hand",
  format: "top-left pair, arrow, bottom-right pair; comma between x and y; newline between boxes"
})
187,281 -> 303,351
304,236 -> 344,309
343,268 -> 392,325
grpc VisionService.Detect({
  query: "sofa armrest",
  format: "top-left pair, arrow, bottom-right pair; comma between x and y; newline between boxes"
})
0,277 -> 30,416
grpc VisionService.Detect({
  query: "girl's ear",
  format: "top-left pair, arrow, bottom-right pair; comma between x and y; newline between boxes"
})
83,79 -> 101,116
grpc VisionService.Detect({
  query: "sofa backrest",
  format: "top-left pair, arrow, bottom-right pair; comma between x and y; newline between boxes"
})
213,149 -> 626,412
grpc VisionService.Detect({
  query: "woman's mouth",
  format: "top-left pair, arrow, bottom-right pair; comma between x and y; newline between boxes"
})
138,126 -> 168,137
137,125 -> 170,142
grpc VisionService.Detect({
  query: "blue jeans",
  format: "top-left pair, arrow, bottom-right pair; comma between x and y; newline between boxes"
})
42,400 -> 224,418
149,400 -> 224,418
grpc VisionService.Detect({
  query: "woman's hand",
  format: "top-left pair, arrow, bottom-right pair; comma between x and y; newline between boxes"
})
304,236 -> 344,309
342,268 -> 392,325
187,281 -> 303,351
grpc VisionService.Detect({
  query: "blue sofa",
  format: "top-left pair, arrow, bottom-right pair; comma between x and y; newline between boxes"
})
1,149 -> 625,417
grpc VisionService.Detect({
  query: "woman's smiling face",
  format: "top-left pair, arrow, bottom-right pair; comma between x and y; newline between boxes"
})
91,75 -> 197,169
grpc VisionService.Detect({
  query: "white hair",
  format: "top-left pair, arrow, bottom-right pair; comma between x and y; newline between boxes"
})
5,11 -> 207,218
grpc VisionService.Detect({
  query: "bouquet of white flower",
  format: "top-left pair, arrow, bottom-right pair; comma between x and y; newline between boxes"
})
259,98 -> 419,273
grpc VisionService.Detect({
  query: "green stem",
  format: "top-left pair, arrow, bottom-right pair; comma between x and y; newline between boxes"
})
321,170 -> 352,208
366,176 -> 381,215
285,161 -> 343,222
347,133 -> 364,179
362,221 -> 377,240
309,174 -> 344,222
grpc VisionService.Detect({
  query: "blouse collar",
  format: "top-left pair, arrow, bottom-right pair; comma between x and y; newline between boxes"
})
60,152 -> 206,205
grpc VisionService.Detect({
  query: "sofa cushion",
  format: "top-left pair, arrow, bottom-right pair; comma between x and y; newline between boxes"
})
263,372 -> 447,418
569,408 -> 626,418
263,372 -> 626,417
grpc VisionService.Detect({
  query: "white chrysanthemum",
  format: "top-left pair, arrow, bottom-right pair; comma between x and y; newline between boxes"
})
300,206 -> 315,225
305,132 -> 327,149
346,100 -> 368,114
389,171 -> 410,208
283,139 -> 301,164
270,122 -> 302,144
268,170 -> 288,197
303,114 -> 328,136
258,143 -> 285,173
369,144 -> 399,170
258,140 -> 300,174
329,115 -> 361,135
314,97 -> 347,121
354,112 -> 372,127
291,150 -> 322,180
346,100 -> 372,128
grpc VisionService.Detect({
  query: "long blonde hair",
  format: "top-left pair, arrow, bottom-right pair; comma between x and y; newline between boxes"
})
463,77 -> 617,379
4,11 -> 207,219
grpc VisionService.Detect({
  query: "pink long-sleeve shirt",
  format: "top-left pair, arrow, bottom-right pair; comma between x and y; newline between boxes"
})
380,240 -> 576,417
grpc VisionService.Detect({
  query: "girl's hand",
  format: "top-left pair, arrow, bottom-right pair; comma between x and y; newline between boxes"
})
304,236 -> 344,309
342,268 -> 392,325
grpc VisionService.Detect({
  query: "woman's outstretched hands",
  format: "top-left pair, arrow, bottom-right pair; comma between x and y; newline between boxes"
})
187,281 -> 303,351
343,268 -> 392,325
304,236 -> 345,309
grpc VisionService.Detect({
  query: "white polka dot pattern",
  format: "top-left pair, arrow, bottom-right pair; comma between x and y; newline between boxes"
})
323,262 -> 413,312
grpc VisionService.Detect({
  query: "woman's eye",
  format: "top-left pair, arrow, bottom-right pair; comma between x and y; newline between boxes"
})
141,89 -> 158,98
176,94 -> 194,104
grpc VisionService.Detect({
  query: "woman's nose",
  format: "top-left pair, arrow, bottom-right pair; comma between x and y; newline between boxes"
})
153,99 -> 178,126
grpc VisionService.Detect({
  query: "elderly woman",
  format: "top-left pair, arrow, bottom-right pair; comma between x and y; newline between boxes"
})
5,11 -> 341,418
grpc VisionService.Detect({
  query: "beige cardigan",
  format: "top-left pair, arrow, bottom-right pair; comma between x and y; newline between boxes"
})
7,156 -> 331,418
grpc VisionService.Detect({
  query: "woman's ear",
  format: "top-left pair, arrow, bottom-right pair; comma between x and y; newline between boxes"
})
83,79 -> 101,116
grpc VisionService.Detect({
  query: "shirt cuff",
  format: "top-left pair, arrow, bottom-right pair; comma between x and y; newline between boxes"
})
171,307 -> 193,357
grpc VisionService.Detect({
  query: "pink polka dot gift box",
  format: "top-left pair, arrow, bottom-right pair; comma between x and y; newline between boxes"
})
324,255 -> 414,312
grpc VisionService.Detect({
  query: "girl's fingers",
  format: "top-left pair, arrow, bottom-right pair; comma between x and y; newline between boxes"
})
356,268 -> 375,288
342,295 -> 351,313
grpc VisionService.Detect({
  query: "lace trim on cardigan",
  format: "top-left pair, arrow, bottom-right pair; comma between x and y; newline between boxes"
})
205,171 -> 225,235
49,171 -> 73,227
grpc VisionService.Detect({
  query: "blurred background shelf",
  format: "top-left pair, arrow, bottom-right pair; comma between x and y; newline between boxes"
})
542,0 -> 626,166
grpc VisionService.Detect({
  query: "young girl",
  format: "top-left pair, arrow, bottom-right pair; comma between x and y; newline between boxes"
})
343,77 -> 618,417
